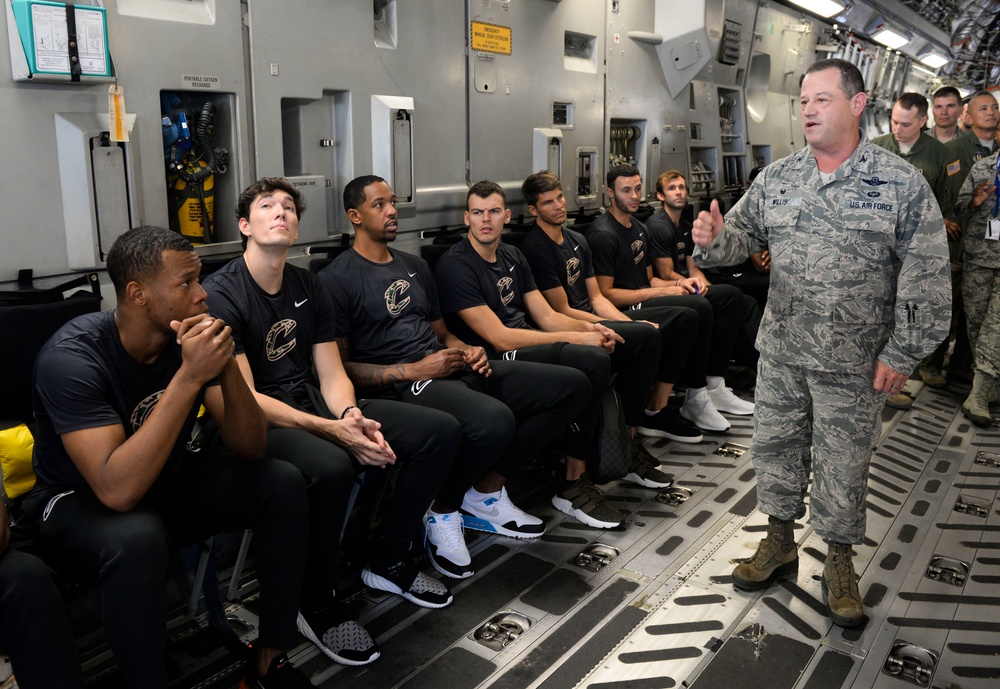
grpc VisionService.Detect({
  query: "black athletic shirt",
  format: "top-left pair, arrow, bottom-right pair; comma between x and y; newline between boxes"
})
202,257 -> 337,397
586,212 -> 652,289
31,311 -> 204,498
646,208 -> 691,278
319,248 -> 442,364
518,224 -> 596,315
435,239 -> 537,352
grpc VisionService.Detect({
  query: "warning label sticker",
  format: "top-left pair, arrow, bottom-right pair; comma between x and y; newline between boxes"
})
471,21 -> 512,55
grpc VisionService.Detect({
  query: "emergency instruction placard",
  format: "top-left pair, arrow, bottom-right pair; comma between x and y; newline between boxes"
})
470,20 -> 512,55
17,1 -> 110,76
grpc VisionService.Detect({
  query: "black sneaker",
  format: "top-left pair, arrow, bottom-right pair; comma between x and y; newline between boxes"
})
296,603 -> 379,666
625,444 -> 674,488
362,558 -> 453,609
637,408 -> 703,443
240,649 -> 314,689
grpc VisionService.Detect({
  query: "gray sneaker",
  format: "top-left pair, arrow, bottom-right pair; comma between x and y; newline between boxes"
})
551,474 -> 623,528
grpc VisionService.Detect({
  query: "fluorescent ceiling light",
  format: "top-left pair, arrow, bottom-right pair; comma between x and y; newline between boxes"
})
872,27 -> 910,49
918,51 -> 949,69
787,0 -> 845,18
910,64 -> 939,78
866,17 -> 911,50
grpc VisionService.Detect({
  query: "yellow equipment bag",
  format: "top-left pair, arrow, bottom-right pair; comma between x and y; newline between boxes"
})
0,423 -> 35,499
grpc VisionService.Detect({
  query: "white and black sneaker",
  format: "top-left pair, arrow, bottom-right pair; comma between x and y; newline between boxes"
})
460,486 -> 545,538
625,444 -> 675,489
296,604 -> 379,666
424,510 -> 474,579
362,559 -> 453,609
551,474 -> 623,528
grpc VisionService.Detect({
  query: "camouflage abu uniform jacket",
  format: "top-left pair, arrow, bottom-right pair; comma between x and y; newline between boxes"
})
955,151 -> 1000,269
694,135 -> 951,375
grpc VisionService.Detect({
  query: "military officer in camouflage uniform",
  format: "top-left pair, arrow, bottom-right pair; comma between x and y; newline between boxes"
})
691,59 -> 951,627
954,151 -> 1000,426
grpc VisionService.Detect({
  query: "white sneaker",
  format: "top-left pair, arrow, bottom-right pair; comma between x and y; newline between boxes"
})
709,384 -> 755,415
680,388 -> 731,432
460,486 -> 545,538
424,510 -> 474,579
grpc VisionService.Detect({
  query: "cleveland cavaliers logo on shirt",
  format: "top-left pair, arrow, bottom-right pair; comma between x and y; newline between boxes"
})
497,277 -> 515,306
566,257 -> 581,286
131,390 -> 164,432
631,240 -> 645,265
384,279 -> 411,317
265,319 -> 297,361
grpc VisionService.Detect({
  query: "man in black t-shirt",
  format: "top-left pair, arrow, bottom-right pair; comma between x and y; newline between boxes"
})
588,164 -> 753,433
319,175 -> 589,579
26,226 -> 312,689
518,171 -> 701,443
647,170 -> 763,367
436,181 -> 675,530
203,179 -> 460,660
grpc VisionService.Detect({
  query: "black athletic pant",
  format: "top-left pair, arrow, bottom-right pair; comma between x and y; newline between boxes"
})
269,399 -> 461,590
0,546 -> 84,689
504,344 -> 608,464
632,284 -> 743,388
25,451 -> 309,689
618,306 -> 698,389
394,360 -> 591,509
599,320 -> 662,425
713,268 -> 770,313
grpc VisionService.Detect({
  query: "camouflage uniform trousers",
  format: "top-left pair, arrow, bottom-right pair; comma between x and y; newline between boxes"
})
751,356 -> 883,544
962,262 -> 1000,377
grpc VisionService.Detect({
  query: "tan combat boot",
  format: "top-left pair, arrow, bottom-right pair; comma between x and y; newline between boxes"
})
732,517 -> 797,591
822,542 -> 864,627
961,372 -> 994,427
885,392 -> 912,410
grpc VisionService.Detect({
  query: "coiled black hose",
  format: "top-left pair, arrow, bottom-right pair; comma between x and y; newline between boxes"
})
177,102 -> 216,183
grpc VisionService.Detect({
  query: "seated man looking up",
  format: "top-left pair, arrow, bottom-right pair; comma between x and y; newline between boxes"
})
436,180 -> 674,530
203,179 -> 459,652
517,170 -> 702,443
24,225 -> 313,689
319,175 -> 589,579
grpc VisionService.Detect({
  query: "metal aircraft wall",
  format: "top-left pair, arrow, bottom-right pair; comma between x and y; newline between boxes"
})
0,0 -> 832,287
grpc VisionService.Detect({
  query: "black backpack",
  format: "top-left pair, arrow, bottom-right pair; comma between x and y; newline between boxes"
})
592,387 -> 632,484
